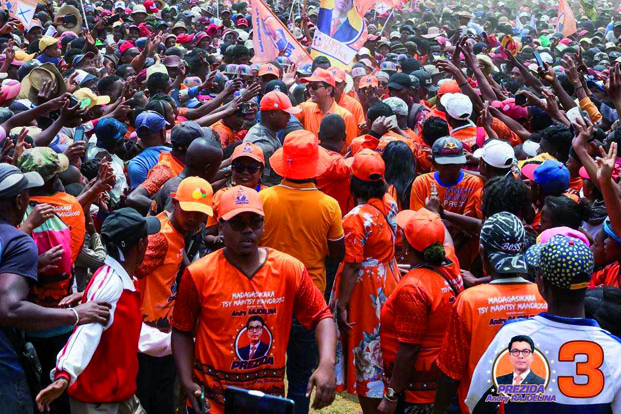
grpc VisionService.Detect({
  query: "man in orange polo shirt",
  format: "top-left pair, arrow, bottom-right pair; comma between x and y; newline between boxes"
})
433,213 -> 547,414
260,130 -> 345,414
171,186 -> 336,414
127,122 -> 210,215
329,67 -> 365,134
135,177 -> 214,414
295,68 -> 358,151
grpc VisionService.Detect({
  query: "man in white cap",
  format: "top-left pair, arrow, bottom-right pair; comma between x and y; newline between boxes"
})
441,93 -> 480,151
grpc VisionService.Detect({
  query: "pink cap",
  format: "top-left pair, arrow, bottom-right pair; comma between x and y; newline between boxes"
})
536,226 -> 590,247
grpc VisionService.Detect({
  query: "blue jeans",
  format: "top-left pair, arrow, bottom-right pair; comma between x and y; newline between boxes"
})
286,318 -> 318,414
0,376 -> 33,414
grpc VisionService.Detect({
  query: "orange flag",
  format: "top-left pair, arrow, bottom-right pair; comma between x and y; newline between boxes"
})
249,0 -> 312,67
557,0 -> 577,37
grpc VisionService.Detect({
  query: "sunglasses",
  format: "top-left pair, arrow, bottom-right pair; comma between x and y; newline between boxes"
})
232,163 -> 261,174
308,82 -> 326,91
224,216 -> 264,231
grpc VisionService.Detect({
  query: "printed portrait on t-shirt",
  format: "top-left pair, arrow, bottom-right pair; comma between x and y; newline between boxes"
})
494,335 -> 548,387
235,315 -> 273,361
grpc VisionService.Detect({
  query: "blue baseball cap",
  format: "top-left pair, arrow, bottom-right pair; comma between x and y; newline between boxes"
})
94,118 -> 128,144
533,160 -> 570,196
135,110 -> 166,136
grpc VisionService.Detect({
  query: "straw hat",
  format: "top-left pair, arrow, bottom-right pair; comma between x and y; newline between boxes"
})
56,5 -> 83,34
18,63 -> 66,103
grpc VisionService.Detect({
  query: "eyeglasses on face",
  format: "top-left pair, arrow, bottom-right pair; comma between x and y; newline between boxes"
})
232,163 -> 261,174
510,349 -> 533,357
308,82 -> 326,91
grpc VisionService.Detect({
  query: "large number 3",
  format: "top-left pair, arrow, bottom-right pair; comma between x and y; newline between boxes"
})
557,341 -> 605,398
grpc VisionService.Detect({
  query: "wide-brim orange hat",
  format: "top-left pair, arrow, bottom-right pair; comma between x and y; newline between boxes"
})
219,185 -> 264,221
270,130 -> 332,180
300,68 -> 336,88
232,142 -> 265,165
171,176 -> 214,216
345,148 -> 385,181
396,208 -> 445,252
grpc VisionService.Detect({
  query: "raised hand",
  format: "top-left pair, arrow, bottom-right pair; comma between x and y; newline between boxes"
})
240,82 -> 261,102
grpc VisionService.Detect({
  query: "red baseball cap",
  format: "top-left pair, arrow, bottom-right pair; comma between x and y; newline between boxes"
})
232,142 -> 265,165
300,68 -> 336,88
345,148 -> 385,181
396,208 -> 445,252
258,63 -> 280,78
259,91 -> 302,114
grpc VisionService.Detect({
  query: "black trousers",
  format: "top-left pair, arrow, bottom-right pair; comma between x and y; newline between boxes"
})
136,353 -> 177,414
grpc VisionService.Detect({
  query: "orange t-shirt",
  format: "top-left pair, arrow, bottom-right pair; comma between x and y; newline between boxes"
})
316,149 -> 354,216
31,192 -> 85,264
141,152 -> 184,196
381,246 -> 463,403
211,120 -> 238,147
294,101 -> 358,153
260,180 -> 344,293
135,212 -> 185,332
410,171 -> 483,218
450,124 -> 480,151
171,248 -> 332,414
589,262 -> 620,288
339,94 -> 365,131
436,280 -> 547,413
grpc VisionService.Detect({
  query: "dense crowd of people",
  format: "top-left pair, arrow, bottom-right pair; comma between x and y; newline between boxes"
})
0,0 -> 620,413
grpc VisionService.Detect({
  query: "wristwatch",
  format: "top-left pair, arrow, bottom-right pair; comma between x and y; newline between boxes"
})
384,387 -> 399,402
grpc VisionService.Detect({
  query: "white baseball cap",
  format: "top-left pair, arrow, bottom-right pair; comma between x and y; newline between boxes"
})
440,93 -> 473,120
473,139 -> 515,169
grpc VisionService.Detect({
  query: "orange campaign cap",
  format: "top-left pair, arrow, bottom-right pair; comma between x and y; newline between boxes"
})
259,91 -> 302,114
437,80 -> 461,97
396,208 -> 445,252
328,67 -> 346,83
359,75 -> 379,89
258,63 -> 280,78
171,176 -> 214,216
218,185 -> 264,221
232,142 -> 265,165
300,68 -> 336,88
269,129 -> 332,180
345,148 -> 385,181
349,135 -> 379,156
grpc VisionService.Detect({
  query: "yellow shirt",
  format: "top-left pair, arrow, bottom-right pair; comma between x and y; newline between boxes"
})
260,180 -> 344,293
295,100 -> 359,150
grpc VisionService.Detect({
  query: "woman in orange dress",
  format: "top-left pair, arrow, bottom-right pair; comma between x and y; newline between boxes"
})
330,149 -> 400,414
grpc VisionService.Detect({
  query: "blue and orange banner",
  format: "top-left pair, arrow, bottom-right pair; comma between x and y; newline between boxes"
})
249,0 -> 312,67
310,0 -> 373,67
557,0 -> 577,37
1,0 -> 40,27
